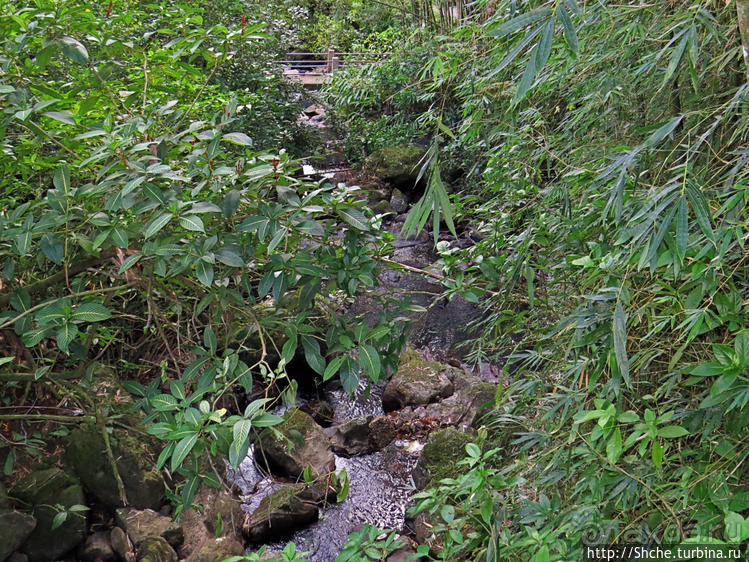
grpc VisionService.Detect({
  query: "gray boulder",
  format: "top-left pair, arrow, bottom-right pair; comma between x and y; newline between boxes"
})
0,509 -> 36,562
115,508 -> 183,549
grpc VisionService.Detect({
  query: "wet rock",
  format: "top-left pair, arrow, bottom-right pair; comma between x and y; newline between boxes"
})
387,546 -> 419,562
412,427 -> 474,490
363,144 -> 427,192
242,484 -> 319,542
185,536 -> 245,562
404,377 -> 498,430
300,400 -> 335,427
326,416 -> 373,457
6,553 -> 28,562
369,415 -> 398,450
64,423 -> 165,510
255,409 -> 335,478
382,350 -> 455,412
0,509 -> 36,561
390,188 -> 408,214
303,104 -> 325,117
78,531 -> 117,562
136,537 -> 177,562
10,467 -> 74,505
115,508 -> 183,549
372,199 -> 394,215
178,485 -> 245,558
110,526 -> 135,562
20,483 -> 88,562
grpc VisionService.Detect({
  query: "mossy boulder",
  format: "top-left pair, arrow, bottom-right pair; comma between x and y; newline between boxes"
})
0,509 -> 36,561
184,537 -> 245,562
242,484 -> 319,543
20,482 -> 88,562
326,416 -> 374,457
255,409 -> 335,479
136,537 -> 177,562
363,144 -> 427,192
78,531 -> 117,562
412,427 -> 474,490
115,508 -> 183,549
64,423 -> 165,510
382,350 -> 455,412
177,485 -> 245,558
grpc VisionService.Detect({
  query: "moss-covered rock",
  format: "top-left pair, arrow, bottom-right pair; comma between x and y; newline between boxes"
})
363,144 -> 427,192
78,531 -> 117,562
64,422 -> 165,510
21,483 -> 88,562
382,350 -> 455,412
10,467 -> 75,505
116,508 -> 183,549
372,199 -> 394,215
242,484 -> 319,543
177,485 -> 245,558
0,509 -> 36,561
255,409 -> 335,479
110,526 -> 133,561
412,427 -> 474,490
184,537 -> 245,562
136,536 -> 177,562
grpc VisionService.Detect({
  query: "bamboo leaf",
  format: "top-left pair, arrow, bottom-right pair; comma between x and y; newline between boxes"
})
613,302 -> 631,388
676,196 -> 688,262
661,33 -> 689,88
556,4 -> 578,54
486,7 -> 552,37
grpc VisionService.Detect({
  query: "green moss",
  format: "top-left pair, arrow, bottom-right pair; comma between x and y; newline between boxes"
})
363,144 -> 427,186
414,427 -> 473,489
397,349 -> 452,383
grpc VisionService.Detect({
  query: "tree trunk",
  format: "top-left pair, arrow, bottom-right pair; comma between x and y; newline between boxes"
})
737,0 -> 749,79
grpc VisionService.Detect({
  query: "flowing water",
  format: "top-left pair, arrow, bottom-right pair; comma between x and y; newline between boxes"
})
227,382 -> 423,561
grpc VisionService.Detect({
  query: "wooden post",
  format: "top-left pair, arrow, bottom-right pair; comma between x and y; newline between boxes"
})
738,0 -> 749,80
326,48 -> 335,73
332,55 -> 340,72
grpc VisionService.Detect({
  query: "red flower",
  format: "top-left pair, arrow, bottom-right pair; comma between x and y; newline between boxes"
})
241,14 -> 246,34
106,0 -> 112,17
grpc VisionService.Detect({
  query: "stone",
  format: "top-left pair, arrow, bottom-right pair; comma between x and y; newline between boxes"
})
412,427 -> 474,490
184,537 -> 245,562
387,546 -> 418,562
110,526 -> 134,561
115,508 -> 184,549
303,104 -> 325,117
0,509 -> 36,561
382,350 -> 455,412
136,537 -> 177,562
242,484 -> 319,543
326,416 -> 373,457
64,423 -> 165,510
10,467 -> 74,505
368,415 -> 398,451
363,144 -> 428,192
255,409 -> 335,479
6,553 -> 28,562
177,485 -> 245,558
299,400 -> 335,427
78,531 -> 117,562
390,188 -> 408,214
403,378 -> 498,430
21,484 -> 88,562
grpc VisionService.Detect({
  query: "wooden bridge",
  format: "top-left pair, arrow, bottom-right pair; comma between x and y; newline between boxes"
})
277,50 -> 383,86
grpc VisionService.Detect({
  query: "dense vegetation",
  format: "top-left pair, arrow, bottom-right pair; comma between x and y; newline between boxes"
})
1,0 -> 748,561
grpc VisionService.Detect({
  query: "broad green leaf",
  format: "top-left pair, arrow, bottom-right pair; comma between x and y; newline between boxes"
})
196,260 -> 214,286
323,355 -> 346,381
70,303 -> 112,323
222,190 -> 240,218
179,215 -> 205,232
658,425 -> 689,438
59,36 -> 88,65
111,226 -> 129,248
22,327 -> 50,347
203,326 -> 217,355
144,213 -> 172,238
56,322 -> 78,353
606,427 -> 623,464
119,252 -> 142,273
40,233 -> 64,264
156,442 -> 175,470
651,439 -> 663,468
301,335 -> 325,375
358,343 -> 381,381
171,432 -> 199,471
42,111 -> 76,125
338,208 -> 370,231
222,132 -> 253,146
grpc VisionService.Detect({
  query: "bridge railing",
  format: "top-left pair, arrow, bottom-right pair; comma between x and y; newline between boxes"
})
276,49 -> 388,74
